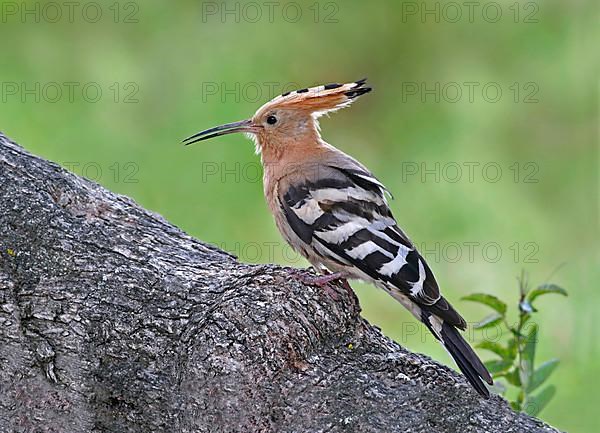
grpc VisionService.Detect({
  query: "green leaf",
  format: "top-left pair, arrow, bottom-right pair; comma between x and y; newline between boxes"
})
527,359 -> 559,393
506,338 -> 519,360
520,314 -> 532,328
476,341 -> 509,360
519,324 -> 538,389
522,324 -> 538,364
527,284 -> 568,304
524,385 -> 556,417
462,293 -> 507,316
504,368 -> 521,387
485,359 -> 513,375
510,400 -> 521,411
473,312 -> 504,329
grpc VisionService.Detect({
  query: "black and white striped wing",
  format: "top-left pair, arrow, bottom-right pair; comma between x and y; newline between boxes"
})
279,164 -> 493,396
280,165 -> 443,309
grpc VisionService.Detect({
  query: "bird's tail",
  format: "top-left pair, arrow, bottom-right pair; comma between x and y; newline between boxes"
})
421,306 -> 493,398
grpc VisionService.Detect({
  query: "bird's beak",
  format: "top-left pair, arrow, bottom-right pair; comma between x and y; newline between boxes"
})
182,119 -> 257,145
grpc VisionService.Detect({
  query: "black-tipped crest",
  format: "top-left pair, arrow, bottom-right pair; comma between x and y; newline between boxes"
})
345,87 -> 372,99
265,78 -> 372,116
354,78 -> 368,87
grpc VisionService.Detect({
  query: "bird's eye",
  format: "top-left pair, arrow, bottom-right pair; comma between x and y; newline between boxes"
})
266,115 -> 277,125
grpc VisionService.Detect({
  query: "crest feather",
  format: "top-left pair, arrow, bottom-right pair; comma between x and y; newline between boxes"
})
258,79 -> 372,117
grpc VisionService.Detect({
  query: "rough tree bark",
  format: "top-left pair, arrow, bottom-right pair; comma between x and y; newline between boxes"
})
0,132 -> 560,433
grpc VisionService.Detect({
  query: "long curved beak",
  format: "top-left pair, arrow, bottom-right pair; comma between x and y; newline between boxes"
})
182,119 -> 256,145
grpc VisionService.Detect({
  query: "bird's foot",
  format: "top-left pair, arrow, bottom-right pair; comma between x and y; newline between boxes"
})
289,269 -> 352,300
302,271 -> 346,287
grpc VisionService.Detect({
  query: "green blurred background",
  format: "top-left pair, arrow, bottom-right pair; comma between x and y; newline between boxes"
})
0,0 -> 597,431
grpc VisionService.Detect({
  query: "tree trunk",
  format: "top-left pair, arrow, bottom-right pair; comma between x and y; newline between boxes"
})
0,133 -> 560,433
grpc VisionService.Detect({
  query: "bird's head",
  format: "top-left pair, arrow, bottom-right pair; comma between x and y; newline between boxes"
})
183,79 -> 371,160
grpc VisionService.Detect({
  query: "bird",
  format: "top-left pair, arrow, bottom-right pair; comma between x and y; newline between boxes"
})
183,78 -> 493,397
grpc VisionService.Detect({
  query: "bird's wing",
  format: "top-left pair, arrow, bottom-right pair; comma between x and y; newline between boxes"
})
279,163 -> 443,309
278,163 -> 492,395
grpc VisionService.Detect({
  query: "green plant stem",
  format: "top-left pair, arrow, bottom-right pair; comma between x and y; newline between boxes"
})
517,289 -> 529,405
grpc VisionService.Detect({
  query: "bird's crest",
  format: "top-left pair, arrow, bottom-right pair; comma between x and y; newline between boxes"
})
257,78 -> 372,118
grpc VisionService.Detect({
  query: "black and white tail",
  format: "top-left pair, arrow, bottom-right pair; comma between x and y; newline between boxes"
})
421,306 -> 493,398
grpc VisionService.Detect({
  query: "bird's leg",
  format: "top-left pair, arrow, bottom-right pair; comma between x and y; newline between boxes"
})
303,271 -> 347,286
289,269 -> 352,300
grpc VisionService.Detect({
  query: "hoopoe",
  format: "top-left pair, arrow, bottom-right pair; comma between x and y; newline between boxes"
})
183,79 -> 493,397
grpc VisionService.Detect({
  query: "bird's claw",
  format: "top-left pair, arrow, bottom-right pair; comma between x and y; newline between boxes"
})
288,269 -> 352,300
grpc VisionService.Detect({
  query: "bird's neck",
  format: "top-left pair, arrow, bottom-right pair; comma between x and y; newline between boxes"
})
258,129 -> 323,167
259,135 -> 336,194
